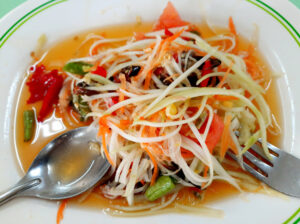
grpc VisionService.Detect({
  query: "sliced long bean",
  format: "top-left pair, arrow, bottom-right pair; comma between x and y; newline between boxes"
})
23,110 -> 35,142
145,176 -> 175,201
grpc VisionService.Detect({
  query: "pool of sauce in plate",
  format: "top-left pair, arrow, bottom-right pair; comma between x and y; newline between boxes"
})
14,22 -> 282,210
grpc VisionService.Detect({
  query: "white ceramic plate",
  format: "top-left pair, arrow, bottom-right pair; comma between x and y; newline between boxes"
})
0,0 -> 300,223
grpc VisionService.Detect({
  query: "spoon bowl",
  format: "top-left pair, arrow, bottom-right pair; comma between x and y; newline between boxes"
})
0,126 -> 110,205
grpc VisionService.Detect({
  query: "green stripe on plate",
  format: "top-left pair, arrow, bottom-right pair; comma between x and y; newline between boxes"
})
0,0 -> 299,48
283,208 -> 300,224
290,0 -> 300,10
293,217 -> 300,224
246,0 -> 300,47
0,0 -> 67,49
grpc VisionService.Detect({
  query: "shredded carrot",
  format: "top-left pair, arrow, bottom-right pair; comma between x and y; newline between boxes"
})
101,131 -> 115,166
167,29 -> 185,42
97,116 -> 115,166
244,58 -> 256,67
150,143 -> 166,158
90,61 -> 100,72
200,166 -> 209,188
141,127 -> 164,160
203,166 -> 209,178
206,97 -> 216,107
142,28 -> 186,90
220,114 -> 232,159
176,43 -> 206,56
244,90 -> 251,99
97,115 -> 110,136
134,32 -> 146,41
228,16 -> 238,53
119,74 -> 126,113
157,29 -> 185,60
149,127 -> 157,137
92,43 -> 103,56
143,145 -> 158,186
217,62 -> 233,88
143,70 -> 152,90
91,99 -> 98,106
148,112 -> 160,137
56,199 -> 68,224
244,58 -> 262,80
118,119 -> 132,129
141,125 -> 148,138
148,42 -> 156,49
228,136 -> 239,155
214,95 -> 238,101
228,17 -> 237,36
245,43 -> 255,59
163,73 -> 179,83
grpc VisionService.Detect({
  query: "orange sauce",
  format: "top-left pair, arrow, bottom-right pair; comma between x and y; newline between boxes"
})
14,22 -> 282,210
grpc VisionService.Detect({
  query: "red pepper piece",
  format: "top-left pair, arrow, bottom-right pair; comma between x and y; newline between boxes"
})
110,96 -> 119,106
200,60 -> 213,87
37,75 -> 64,122
182,36 -> 191,41
154,67 -> 164,76
92,66 -> 107,77
26,65 -> 53,103
108,96 -> 119,115
26,65 -> 65,122
173,53 -> 179,63
164,28 -> 173,36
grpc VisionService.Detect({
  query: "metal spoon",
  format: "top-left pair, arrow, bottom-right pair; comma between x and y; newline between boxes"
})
0,126 -> 111,206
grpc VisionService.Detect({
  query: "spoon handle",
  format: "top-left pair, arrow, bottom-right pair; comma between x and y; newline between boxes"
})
0,178 -> 41,206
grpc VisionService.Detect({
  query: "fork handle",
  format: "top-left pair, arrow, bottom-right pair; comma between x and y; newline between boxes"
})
0,178 -> 41,206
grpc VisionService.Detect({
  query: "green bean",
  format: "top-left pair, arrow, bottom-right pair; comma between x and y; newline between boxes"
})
145,176 -> 175,201
63,61 -> 93,75
23,110 -> 35,142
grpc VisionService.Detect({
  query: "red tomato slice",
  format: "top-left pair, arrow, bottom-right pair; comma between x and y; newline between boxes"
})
153,2 -> 189,31
180,114 -> 224,153
200,114 -> 224,153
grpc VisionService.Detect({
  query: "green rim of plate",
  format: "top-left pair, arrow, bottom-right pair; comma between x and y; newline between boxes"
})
246,0 -> 300,47
0,0 -> 299,222
0,0 -> 67,48
283,207 -> 300,224
0,0 -> 299,49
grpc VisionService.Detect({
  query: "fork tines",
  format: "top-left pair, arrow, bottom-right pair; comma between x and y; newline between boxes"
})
227,141 -> 281,182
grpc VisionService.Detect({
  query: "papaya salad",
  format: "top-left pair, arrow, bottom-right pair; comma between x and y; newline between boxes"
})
18,1 -> 282,219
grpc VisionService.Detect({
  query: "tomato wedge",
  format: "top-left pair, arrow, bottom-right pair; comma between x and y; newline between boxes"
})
153,2 -> 189,31
180,113 -> 224,153
199,114 -> 224,153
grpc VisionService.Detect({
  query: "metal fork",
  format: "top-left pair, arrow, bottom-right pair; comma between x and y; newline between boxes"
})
228,141 -> 300,197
